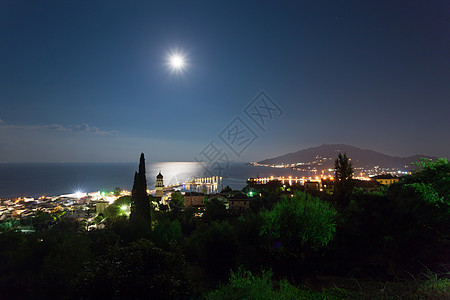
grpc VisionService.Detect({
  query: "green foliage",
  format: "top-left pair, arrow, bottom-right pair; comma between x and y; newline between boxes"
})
75,239 -> 192,299
104,196 -> 131,219
234,213 -> 269,270
115,195 -> 131,206
386,159 -> 450,263
260,192 -> 337,259
331,159 -> 450,275
0,218 -> 20,231
221,185 -> 233,194
1,156 -> 449,298
249,197 -> 264,212
40,231 -> 90,291
170,190 -> 184,207
334,152 -> 353,182
33,211 -> 53,223
104,203 -> 121,219
86,229 -> 121,257
247,180 -> 284,210
403,182 -> 444,205
417,277 -> 450,299
203,198 -> 228,222
207,267 -> 347,300
52,210 -> 66,221
334,152 -> 354,206
0,230 -> 42,298
108,217 -> 152,243
32,211 -> 53,231
0,229 -> 27,272
408,157 -> 450,204
207,267 -> 275,300
93,212 -> 105,224
159,203 -> 169,212
185,220 -> 238,280
114,186 -> 122,196
153,218 -> 182,246
130,153 -> 151,224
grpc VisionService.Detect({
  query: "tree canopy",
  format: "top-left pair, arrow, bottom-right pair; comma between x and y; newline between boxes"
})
334,152 -> 354,206
130,153 -> 151,224
260,192 -> 337,259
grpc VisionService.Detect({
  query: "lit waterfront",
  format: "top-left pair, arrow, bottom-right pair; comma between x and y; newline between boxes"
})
250,162 -> 411,180
0,161 -> 410,199
0,162 -> 314,198
0,162 -> 206,198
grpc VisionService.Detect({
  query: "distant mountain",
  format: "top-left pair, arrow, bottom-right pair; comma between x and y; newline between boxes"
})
258,144 -> 435,169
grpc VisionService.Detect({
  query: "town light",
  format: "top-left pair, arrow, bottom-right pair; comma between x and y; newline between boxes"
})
74,190 -> 85,199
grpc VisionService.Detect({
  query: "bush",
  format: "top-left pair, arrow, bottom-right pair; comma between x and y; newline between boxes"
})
207,266 -> 348,300
329,158 -> 450,276
184,220 -> 238,280
152,218 -> 182,247
260,192 -> 337,258
75,239 -> 192,299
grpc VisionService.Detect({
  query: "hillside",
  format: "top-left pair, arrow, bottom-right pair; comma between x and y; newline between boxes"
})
258,144 -> 435,169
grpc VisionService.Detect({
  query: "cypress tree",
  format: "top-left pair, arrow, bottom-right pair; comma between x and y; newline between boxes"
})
130,153 -> 151,224
334,152 -> 354,207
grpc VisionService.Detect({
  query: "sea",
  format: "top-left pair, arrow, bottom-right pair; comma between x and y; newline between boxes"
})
0,162 -> 311,198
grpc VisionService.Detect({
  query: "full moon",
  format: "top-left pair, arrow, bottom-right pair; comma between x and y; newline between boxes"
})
169,54 -> 185,71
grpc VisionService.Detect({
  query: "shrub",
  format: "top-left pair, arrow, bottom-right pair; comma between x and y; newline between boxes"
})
260,192 -> 337,259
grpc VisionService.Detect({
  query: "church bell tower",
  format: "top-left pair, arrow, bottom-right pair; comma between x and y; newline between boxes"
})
155,172 -> 164,198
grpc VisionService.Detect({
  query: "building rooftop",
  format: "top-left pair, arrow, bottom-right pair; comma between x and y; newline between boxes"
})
184,192 -> 204,196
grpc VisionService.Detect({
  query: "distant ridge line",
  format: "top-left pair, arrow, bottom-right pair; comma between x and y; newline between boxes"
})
258,144 -> 436,169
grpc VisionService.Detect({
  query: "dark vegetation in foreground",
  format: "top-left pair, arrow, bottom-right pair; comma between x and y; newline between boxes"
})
1,157 -> 450,299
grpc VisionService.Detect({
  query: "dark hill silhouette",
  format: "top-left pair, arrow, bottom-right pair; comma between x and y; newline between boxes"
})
258,144 -> 435,169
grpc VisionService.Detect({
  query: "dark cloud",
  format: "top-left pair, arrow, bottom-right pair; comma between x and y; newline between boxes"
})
0,121 -> 118,135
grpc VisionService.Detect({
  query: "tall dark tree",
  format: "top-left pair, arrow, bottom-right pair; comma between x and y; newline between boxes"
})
130,153 -> 150,224
334,152 -> 354,207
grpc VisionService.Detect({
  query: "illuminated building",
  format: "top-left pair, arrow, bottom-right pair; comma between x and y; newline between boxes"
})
155,172 -> 164,199
372,174 -> 400,186
321,179 -> 335,195
304,181 -> 319,191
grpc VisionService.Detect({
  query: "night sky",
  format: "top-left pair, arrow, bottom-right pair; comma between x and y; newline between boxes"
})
1,1 -> 449,162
